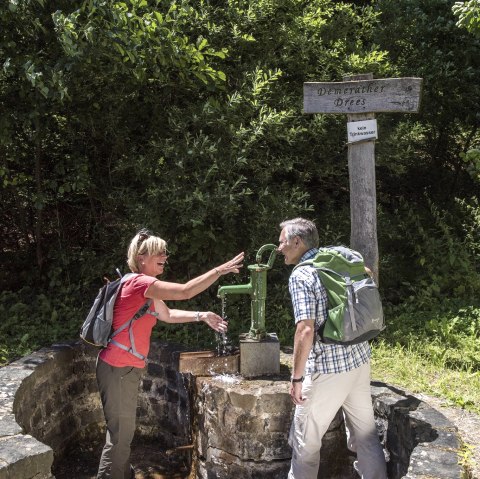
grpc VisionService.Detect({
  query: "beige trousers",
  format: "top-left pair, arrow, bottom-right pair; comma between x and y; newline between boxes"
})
288,361 -> 387,479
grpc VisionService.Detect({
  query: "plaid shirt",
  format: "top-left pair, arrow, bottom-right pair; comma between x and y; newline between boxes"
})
289,248 -> 371,375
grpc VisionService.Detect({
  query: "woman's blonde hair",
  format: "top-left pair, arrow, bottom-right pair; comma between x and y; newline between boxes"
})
127,229 -> 167,273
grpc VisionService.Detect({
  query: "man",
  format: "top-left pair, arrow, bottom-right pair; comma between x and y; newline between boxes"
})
278,217 -> 387,479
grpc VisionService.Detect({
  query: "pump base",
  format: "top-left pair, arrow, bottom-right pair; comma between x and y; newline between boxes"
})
179,351 -> 239,376
239,333 -> 280,378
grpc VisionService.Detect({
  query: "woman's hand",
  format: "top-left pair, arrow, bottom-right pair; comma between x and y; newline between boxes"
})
215,252 -> 245,276
200,312 -> 228,333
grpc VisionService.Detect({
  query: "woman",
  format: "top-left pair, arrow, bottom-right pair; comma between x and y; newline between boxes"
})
96,229 -> 244,479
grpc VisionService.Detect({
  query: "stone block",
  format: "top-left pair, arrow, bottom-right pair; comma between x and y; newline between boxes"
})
228,390 -> 257,411
86,378 -> 100,394
141,378 -> 153,392
29,406 -> 43,432
146,362 -> 164,377
197,454 -> 290,479
256,389 -> 292,414
72,359 -> 96,376
406,443 -> 463,478
0,416 -> 22,437
0,435 -> 53,479
426,428 -> 461,450
265,414 -> 292,433
409,406 -> 456,431
77,408 -> 105,428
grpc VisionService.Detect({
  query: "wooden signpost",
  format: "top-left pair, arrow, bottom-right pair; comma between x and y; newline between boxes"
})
303,73 -> 423,283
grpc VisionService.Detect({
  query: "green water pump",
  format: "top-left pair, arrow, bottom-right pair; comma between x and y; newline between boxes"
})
217,244 -> 277,341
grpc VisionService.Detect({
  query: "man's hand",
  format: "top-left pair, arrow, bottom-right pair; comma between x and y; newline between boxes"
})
290,381 -> 306,405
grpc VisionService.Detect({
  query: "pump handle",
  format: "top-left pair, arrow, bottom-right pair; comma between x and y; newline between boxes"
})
255,244 -> 278,269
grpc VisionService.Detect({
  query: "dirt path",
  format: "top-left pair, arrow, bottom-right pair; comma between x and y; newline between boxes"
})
414,393 -> 480,479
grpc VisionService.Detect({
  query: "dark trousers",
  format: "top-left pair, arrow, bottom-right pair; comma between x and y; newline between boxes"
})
96,357 -> 144,479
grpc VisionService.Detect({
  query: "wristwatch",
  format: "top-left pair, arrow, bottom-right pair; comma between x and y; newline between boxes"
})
291,376 -> 304,383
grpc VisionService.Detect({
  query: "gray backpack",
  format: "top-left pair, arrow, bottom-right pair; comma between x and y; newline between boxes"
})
80,272 -> 151,360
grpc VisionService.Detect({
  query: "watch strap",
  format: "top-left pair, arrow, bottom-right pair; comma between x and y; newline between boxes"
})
291,376 -> 304,383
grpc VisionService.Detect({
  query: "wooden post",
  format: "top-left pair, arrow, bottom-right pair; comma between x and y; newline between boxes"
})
345,73 -> 378,282
303,74 -> 423,284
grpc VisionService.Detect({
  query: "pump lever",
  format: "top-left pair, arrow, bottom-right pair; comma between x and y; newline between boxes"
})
255,243 -> 278,269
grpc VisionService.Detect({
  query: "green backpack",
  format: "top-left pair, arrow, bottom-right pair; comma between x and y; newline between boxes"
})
295,246 -> 385,345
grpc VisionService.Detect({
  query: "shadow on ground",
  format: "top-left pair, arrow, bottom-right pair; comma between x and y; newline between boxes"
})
53,438 -> 190,479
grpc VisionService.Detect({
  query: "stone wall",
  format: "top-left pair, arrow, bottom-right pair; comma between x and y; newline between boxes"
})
0,341 -> 465,479
371,382 -> 463,479
193,373 -> 463,479
0,340 -> 191,479
136,340 -> 192,448
194,376 -> 356,478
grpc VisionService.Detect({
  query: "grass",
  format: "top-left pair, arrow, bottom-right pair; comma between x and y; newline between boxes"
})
371,339 -> 480,413
370,301 -> 480,414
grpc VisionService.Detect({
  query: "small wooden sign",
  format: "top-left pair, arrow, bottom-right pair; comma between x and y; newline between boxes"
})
347,119 -> 378,143
304,77 -> 422,114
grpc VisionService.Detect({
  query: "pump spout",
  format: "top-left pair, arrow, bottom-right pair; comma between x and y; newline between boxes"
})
217,282 -> 253,299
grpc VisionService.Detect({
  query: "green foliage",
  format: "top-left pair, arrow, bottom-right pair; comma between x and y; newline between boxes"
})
52,0 -> 228,86
0,0 -> 479,387
379,195 -> 480,305
453,0 -> 480,37
0,286 -> 83,365
461,148 -> 480,182
374,0 -> 480,206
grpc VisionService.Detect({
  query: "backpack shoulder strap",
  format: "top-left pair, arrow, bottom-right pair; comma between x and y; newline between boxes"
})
108,273 -> 150,360
294,257 -> 345,280
109,300 -> 152,360
293,259 -> 314,271
119,272 -> 137,284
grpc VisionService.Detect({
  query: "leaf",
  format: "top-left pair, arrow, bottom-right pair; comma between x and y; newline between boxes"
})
197,37 -> 208,51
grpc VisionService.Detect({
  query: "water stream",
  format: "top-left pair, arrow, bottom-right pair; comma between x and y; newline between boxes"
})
216,296 -> 233,356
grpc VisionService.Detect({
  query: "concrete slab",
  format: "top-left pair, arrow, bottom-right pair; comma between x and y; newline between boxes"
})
240,333 -> 280,378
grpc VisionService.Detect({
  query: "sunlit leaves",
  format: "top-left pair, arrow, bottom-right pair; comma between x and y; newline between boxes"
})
453,0 -> 480,37
461,148 -> 480,182
53,1 -> 228,88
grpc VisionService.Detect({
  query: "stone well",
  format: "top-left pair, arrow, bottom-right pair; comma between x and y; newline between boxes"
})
0,341 -> 464,479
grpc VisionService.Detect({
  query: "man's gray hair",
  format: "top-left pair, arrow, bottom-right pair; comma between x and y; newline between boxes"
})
279,217 -> 319,249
